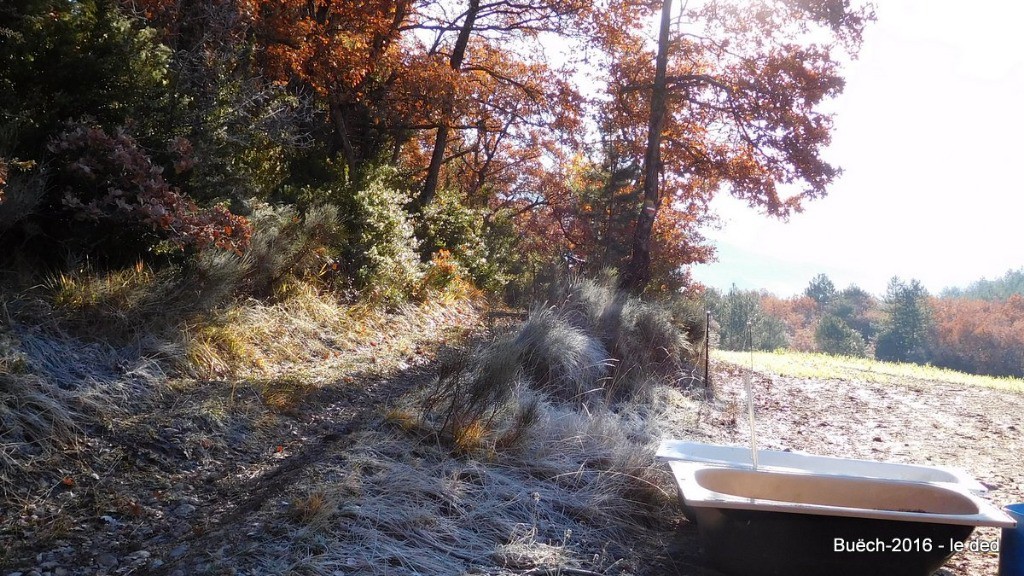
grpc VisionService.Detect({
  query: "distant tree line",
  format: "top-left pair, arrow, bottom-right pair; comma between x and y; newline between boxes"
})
706,270 -> 1024,378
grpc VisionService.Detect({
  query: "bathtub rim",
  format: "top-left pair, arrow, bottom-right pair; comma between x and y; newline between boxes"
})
657,439 -> 988,492
667,460 -> 1017,529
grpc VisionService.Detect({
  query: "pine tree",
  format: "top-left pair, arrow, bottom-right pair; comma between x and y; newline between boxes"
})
875,277 -> 932,363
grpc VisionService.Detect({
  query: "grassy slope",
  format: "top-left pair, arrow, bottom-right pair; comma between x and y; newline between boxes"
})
715,350 -> 1024,393
1,275 -> 697,575
0,279 -> 487,567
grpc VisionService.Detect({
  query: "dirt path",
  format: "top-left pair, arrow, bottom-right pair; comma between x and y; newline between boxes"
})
667,361 -> 1024,576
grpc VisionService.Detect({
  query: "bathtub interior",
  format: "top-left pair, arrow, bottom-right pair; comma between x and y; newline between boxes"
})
657,440 -> 987,492
668,460 -> 1016,528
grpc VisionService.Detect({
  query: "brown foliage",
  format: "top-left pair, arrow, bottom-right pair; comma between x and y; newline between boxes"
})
49,122 -> 250,253
761,294 -> 819,351
930,296 -> 1024,377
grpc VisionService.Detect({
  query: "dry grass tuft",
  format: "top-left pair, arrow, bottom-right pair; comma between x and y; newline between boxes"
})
185,283 -> 482,381
289,489 -> 334,526
514,307 -> 610,404
383,405 -> 421,433
0,372 -> 81,495
246,396 -> 678,575
451,418 -> 489,455
494,525 -> 572,569
252,376 -> 318,415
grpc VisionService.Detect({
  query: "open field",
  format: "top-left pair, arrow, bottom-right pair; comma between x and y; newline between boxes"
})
715,350 -> 1024,394
702,352 -> 1024,576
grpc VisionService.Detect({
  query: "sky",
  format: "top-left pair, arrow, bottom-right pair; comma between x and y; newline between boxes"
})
689,0 -> 1024,297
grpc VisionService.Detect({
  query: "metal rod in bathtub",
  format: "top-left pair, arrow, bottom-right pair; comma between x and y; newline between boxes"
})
746,321 -> 758,470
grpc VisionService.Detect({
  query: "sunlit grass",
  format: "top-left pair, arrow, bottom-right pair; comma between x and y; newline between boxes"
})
715,350 -> 1024,394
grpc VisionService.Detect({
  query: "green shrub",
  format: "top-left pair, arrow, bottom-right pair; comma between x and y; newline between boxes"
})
344,168 -> 423,304
707,285 -> 789,351
875,277 -> 932,364
0,0 -> 178,160
0,167 -> 46,233
830,285 -> 878,342
171,49 -> 303,205
275,164 -> 423,303
417,187 -> 517,292
814,314 -> 866,357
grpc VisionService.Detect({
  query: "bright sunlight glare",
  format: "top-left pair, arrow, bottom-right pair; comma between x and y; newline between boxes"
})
691,0 -> 1024,296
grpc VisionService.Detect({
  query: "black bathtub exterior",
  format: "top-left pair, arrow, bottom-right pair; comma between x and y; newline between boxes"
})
691,505 -> 975,576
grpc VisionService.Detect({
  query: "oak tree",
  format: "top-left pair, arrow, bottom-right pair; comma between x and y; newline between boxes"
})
599,0 -> 873,291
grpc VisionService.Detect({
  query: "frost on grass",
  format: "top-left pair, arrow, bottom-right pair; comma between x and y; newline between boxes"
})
255,403 -> 675,575
248,279 -> 697,575
0,319 -> 167,495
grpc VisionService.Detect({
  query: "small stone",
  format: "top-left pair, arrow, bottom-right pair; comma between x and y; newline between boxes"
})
54,569 -> 68,576
174,503 -> 197,518
149,559 -> 165,570
97,553 -> 118,568
173,522 -> 192,537
127,550 -> 151,561
169,544 -> 189,560
170,570 -> 186,576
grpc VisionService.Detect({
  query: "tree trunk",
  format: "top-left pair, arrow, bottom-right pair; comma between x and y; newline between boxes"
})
419,0 -> 481,208
620,0 -> 673,293
328,95 -> 357,180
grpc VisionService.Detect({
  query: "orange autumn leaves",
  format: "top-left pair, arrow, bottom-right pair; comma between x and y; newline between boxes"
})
122,0 -> 871,290
931,296 -> 1024,377
244,0 -> 407,96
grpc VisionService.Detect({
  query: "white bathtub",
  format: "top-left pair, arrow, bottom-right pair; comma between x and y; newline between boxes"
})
657,440 -> 988,492
667,460 -> 1016,576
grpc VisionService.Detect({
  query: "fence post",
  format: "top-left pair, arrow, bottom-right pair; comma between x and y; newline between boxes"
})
704,310 -> 712,393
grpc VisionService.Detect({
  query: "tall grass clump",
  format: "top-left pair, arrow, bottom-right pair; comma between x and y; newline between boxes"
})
559,273 -> 694,402
0,371 -> 81,493
38,251 -> 246,350
419,272 -> 698,456
259,405 -> 676,576
240,202 -> 346,297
